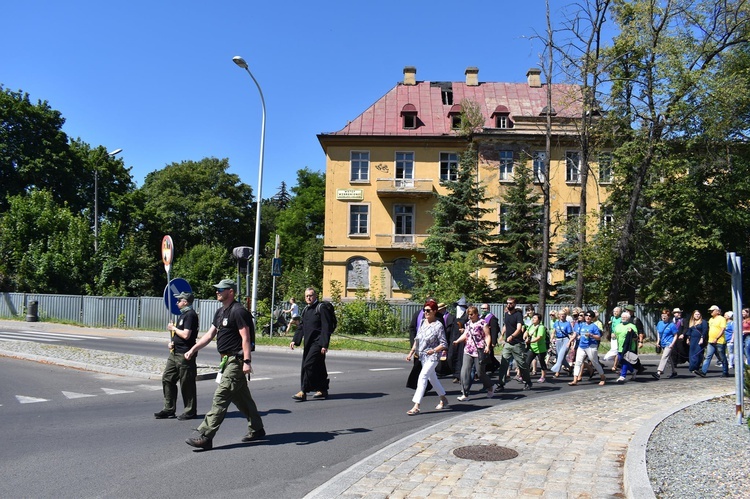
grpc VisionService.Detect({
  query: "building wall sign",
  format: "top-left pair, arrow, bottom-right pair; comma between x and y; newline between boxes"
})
337,189 -> 364,201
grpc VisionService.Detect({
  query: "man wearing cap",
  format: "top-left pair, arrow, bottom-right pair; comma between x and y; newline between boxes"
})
184,279 -> 265,450
155,291 -> 199,420
700,305 -> 729,377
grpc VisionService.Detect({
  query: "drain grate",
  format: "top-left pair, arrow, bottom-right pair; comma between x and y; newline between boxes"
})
453,444 -> 518,461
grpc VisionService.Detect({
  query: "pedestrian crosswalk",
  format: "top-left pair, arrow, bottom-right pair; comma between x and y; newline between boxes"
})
0,330 -> 106,343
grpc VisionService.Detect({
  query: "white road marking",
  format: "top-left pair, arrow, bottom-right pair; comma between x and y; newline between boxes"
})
0,334 -> 60,342
17,331 -> 106,340
250,377 -> 271,381
369,367 -> 405,371
16,395 -> 49,404
328,371 -> 344,374
62,391 -> 97,399
136,384 -> 162,391
101,388 -> 134,395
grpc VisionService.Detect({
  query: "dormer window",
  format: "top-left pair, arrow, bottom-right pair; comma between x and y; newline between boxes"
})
401,103 -> 418,130
491,105 -> 513,129
448,104 -> 462,130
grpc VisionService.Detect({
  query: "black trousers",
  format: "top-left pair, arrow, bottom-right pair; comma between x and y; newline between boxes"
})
300,341 -> 329,392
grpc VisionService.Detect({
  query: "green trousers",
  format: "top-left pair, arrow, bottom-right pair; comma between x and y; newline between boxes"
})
197,357 -> 264,439
162,351 -> 197,415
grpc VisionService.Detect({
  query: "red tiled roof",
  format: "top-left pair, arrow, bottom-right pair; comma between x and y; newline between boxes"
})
326,80 -> 583,137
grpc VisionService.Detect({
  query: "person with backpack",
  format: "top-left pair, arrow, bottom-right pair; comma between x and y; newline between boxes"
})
184,279 -> 264,450
290,287 -> 335,401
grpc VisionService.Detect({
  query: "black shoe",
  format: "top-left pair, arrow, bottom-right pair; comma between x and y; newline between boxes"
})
495,383 -> 505,392
668,372 -> 678,378
241,429 -> 266,442
154,410 -> 176,419
312,391 -> 328,399
292,391 -> 307,401
651,372 -> 661,380
694,370 -> 706,377
523,383 -> 532,391
177,412 -> 196,421
185,434 -> 213,450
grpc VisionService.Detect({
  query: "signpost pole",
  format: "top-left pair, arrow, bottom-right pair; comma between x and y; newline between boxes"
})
727,252 -> 744,424
269,235 -> 280,337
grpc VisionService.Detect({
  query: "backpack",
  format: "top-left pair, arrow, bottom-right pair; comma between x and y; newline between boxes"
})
303,301 -> 338,332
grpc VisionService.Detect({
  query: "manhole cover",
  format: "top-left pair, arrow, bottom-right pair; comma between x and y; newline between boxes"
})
453,444 -> 518,461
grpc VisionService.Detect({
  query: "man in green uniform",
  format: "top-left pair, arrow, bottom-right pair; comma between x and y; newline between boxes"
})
154,291 -> 199,420
184,279 -> 265,450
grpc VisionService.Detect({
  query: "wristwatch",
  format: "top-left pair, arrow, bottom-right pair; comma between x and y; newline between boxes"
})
243,359 -> 251,365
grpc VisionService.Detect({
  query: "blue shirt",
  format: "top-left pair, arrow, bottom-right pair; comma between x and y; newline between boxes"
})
725,321 -> 734,343
577,322 -> 601,349
554,320 -> 573,339
657,321 -> 678,347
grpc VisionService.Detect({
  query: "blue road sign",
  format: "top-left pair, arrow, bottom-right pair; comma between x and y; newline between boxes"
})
272,257 -> 282,277
163,278 -> 193,316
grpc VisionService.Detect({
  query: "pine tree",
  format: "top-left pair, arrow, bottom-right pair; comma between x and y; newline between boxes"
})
490,160 -> 542,302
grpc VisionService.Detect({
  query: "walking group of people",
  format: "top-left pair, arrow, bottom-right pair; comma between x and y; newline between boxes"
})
153,280 -> 334,451
404,298 -> 747,415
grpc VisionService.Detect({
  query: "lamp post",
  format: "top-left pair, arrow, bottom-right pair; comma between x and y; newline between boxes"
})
95,148 -> 123,252
232,55 -> 266,323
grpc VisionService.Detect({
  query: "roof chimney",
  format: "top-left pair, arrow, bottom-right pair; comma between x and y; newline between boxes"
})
526,68 -> 542,88
465,67 -> 479,86
403,66 -> 417,86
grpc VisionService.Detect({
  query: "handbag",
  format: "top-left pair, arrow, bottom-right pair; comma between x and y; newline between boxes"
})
477,348 -> 491,366
623,351 -> 639,364
655,344 -> 663,354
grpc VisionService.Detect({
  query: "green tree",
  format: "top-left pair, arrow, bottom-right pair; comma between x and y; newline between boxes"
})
0,190 -> 93,293
171,243 -> 235,299
139,157 -> 255,255
491,160 -> 542,302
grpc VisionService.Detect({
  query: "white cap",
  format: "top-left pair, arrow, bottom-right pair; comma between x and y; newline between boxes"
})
708,305 -> 720,312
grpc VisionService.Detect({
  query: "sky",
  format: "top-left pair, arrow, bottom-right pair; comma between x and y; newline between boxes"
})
3,1 -> 577,199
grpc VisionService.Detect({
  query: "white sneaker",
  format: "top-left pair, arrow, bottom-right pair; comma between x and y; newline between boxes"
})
457,395 -> 469,402
486,387 -> 494,398
616,376 -> 626,383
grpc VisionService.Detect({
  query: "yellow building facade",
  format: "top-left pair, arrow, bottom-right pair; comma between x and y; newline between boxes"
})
317,67 -> 611,301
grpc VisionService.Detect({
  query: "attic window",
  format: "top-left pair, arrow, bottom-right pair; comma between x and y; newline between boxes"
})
491,105 -> 513,129
401,103 -> 418,130
448,104 -> 462,130
442,90 -> 453,105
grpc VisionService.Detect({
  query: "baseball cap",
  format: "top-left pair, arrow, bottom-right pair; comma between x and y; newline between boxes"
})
173,291 -> 194,302
212,278 -> 237,291
708,305 -> 720,312
672,308 -> 682,313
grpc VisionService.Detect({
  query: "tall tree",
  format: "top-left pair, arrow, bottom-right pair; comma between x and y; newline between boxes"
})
491,160 -> 542,302
603,0 -> 750,312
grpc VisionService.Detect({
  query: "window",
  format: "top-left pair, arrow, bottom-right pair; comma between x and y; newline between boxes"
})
451,115 -> 462,129
350,151 -> 369,182
499,205 -> 510,233
566,151 -> 581,183
394,205 -> 414,243
496,115 -> 508,129
403,114 -> 416,129
391,258 -> 413,290
598,153 -> 613,183
346,257 -> 370,290
395,152 -> 414,188
566,206 -> 581,220
601,206 -> 614,227
532,151 -> 546,183
349,204 -> 369,236
440,152 -> 459,182
499,150 -> 514,181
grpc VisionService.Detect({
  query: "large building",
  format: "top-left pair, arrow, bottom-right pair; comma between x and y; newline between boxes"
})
317,67 -> 612,301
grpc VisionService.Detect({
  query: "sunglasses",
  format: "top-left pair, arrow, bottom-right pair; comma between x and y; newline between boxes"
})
215,288 -> 228,293
424,308 -> 435,312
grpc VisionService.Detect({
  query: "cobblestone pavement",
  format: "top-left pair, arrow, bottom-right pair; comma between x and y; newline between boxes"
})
306,377 -> 736,499
0,319 -> 740,498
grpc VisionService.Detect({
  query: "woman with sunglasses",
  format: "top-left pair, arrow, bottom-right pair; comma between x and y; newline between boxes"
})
452,306 -> 494,401
406,300 -> 449,415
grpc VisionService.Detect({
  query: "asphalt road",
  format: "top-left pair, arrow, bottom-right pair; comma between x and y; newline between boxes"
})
0,326 -> 639,498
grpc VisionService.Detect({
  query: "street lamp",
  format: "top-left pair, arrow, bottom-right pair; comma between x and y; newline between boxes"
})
232,55 -> 266,323
94,148 -> 123,252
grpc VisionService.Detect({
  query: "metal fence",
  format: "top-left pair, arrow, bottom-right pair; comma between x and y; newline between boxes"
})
1,292 -> 658,339
0,292 -> 222,332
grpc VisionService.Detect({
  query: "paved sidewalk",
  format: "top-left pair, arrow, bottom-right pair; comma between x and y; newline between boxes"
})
306,376 -> 734,499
